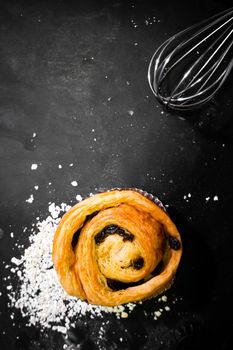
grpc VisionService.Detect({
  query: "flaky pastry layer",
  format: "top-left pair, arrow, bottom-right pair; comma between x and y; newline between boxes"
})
52,189 -> 182,306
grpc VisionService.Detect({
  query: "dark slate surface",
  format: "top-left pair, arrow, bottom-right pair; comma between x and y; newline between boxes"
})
0,0 -> 233,349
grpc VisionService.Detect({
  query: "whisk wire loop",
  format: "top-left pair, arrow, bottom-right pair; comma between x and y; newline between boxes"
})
171,24 -> 233,100
148,7 -> 233,110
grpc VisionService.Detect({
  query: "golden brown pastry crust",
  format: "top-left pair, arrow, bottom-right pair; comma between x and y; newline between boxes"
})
52,189 -> 182,306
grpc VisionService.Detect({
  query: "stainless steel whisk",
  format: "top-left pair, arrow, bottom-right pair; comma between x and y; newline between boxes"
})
148,7 -> 233,111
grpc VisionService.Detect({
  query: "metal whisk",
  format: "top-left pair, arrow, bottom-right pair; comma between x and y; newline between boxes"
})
148,7 -> 233,111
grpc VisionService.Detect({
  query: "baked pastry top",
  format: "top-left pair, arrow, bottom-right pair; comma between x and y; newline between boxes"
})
52,189 -> 182,306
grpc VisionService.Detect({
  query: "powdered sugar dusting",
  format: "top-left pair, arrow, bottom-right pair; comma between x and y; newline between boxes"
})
7,200 -> 141,332
5,194 -> 178,337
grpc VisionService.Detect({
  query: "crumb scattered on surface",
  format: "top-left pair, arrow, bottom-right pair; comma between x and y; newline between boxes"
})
75,194 -> 83,202
31,164 -> 38,170
26,194 -> 34,203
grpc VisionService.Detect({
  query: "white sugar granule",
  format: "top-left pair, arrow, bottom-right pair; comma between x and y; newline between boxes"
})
161,295 -> 167,302
31,164 -> 38,170
26,194 -> 34,203
11,257 -> 22,266
75,194 -> 83,202
154,310 -> 162,318
7,200 -> 139,333
71,181 -> 78,187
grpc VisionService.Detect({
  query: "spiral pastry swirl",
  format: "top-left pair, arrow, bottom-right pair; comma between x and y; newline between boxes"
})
52,189 -> 182,306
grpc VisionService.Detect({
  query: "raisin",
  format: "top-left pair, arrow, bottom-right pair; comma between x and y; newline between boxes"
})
95,225 -> 134,244
120,232 -> 134,242
94,231 -> 106,244
168,235 -> 181,250
133,257 -> 144,270
104,225 -> 118,234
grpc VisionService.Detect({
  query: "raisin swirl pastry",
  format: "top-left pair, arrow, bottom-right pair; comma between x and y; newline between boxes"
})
52,189 -> 182,306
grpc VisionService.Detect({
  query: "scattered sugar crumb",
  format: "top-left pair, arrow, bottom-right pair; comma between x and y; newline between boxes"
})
161,295 -> 167,302
58,165 -> 62,169
69,163 -> 74,167
34,185 -> 39,190
26,194 -> 34,203
128,110 -> 134,116
48,203 -> 65,219
32,133 -> 37,138
183,193 -> 191,202
165,306 -> 170,311
52,326 -> 67,334
31,164 -> 38,170
75,194 -> 83,202
11,257 -> 22,266
71,181 -> 78,187
10,232 -> 14,238
154,310 -> 162,318
205,195 -> 219,202
121,312 -> 128,318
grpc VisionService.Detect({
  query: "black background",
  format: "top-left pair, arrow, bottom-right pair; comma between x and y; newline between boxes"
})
0,0 -> 233,349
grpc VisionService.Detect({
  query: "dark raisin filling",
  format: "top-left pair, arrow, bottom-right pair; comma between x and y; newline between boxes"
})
107,278 -> 143,291
133,257 -> 144,270
72,211 -> 100,249
104,225 -> 118,234
72,231 -> 80,249
168,235 -> 181,250
151,260 -> 164,276
95,225 -> 134,245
